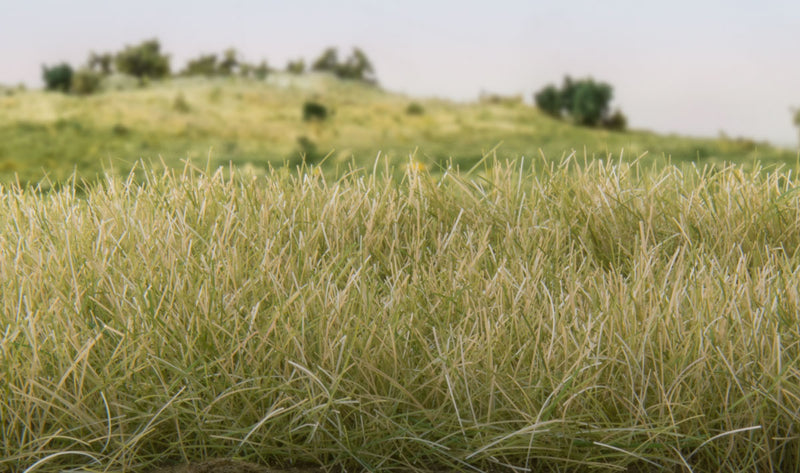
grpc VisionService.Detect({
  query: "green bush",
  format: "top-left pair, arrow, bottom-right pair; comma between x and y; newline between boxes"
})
218,48 -> 238,75
115,39 -> 170,80
406,102 -> 425,115
571,79 -> 613,126
534,76 -> 618,128
338,48 -> 376,83
603,109 -> 628,131
310,47 -> 376,83
533,85 -> 562,117
311,48 -> 339,73
42,63 -> 73,92
70,68 -> 102,95
302,101 -> 328,121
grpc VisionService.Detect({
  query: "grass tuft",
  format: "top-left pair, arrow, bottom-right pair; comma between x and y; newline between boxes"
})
2,157 -> 800,472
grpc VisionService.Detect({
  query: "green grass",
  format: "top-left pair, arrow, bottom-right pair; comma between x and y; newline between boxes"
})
2,157 -> 800,472
0,74 -> 796,186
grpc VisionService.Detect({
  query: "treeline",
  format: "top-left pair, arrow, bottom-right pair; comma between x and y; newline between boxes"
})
41,39 -> 377,95
534,76 -> 627,131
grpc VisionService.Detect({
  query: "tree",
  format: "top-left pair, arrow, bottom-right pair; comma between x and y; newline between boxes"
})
602,109 -> 628,131
533,76 -> 620,128
218,48 -> 238,75
560,76 -> 579,114
534,84 -> 562,117
286,59 -> 305,74
42,63 -> 73,92
311,47 -> 376,83
182,54 -> 219,76
339,47 -> 376,83
311,47 -> 339,72
570,79 -> 613,126
115,39 -> 170,80
88,52 -> 113,75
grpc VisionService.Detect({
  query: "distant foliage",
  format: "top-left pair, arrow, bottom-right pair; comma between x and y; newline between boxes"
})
115,39 -> 170,80
70,68 -> 103,95
571,79 -> 613,126
252,61 -> 269,80
311,47 -> 377,83
602,109 -> 628,131
406,102 -> 425,115
218,48 -> 239,75
42,63 -> 73,92
302,101 -> 328,121
88,52 -> 114,75
311,48 -> 339,73
182,54 -> 219,76
337,48 -> 376,83
182,49 -> 265,78
533,85 -> 562,117
286,59 -> 305,74
534,75 -> 624,130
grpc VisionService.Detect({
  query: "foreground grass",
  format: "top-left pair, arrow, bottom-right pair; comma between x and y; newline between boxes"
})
2,157 -> 800,472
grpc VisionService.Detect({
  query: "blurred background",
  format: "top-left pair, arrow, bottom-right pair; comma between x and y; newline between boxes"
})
1,0 -> 799,183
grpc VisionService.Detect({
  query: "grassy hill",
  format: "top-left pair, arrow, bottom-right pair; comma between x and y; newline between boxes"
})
0,73 -> 796,185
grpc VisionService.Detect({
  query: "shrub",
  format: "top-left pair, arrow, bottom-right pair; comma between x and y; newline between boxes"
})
571,79 -> 613,126
310,47 -> 376,83
302,101 -> 328,121
534,76 -> 619,128
534,85 -> 562,117
338,48 -> 376,83
111,124 -> 130,136
115,39 -> 170,80
406,102 -> 425,115
42,63 -> 73,92
311,48 -> 339,73
70,68 -> 102,95
218,48 -> 238,75
602,109 -> 628,131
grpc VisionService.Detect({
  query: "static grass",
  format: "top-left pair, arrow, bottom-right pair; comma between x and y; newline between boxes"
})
0,76 -> 796,186
2,156 -> 800,473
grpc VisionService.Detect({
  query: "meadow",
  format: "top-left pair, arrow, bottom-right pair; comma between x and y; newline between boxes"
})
2,75 -> 800,472
0,73 -> 796,186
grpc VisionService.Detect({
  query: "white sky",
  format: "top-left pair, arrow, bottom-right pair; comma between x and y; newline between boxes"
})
2,0 -> 799,146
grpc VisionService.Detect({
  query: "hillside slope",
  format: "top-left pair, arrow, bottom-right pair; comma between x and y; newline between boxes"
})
0,73 -> 794,184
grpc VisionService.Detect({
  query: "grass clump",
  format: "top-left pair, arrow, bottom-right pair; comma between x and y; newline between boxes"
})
2,156 -> 800,472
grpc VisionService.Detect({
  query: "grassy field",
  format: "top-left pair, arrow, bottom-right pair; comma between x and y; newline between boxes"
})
0,73 -> 796,186
2,157 -> 800,472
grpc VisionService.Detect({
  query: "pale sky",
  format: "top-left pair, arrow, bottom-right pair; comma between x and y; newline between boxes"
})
2,0 -> 799,146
